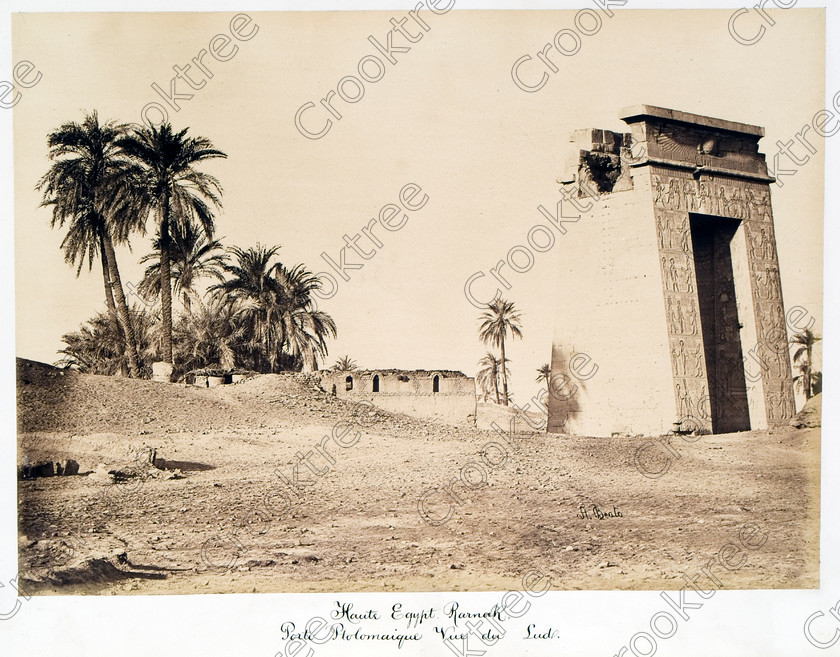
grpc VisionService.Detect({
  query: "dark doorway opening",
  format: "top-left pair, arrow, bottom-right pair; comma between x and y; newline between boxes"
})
689,213 -> 751,433
345,375 -> 353,391
372,375 -> 380,392
433,375 -> 440,393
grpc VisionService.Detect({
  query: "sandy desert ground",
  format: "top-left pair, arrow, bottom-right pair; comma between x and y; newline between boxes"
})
15,358 -> 819,595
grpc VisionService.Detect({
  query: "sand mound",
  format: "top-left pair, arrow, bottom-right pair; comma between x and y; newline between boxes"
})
17,358 -> 244,434
19,552 -> 168,591
17,358 -> 473,443
790,393 -> 821,429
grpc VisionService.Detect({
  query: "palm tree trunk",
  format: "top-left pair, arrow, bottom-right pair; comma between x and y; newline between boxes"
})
493,368 -> 500,404
159,207 -> 174,364
102,233 -> 141,378
302,348 -> 316,373
804,344 -> 812,400
500,339 -> 509,406
99,235 -> 128,377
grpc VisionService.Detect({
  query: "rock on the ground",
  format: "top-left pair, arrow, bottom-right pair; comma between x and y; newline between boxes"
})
790,393 -> 821,428
17,459 -> 80,479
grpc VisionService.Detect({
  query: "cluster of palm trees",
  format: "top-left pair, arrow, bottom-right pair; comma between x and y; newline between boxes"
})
42,111 -> 336,380
474,298 -> 523,406
790,328 -> 822,401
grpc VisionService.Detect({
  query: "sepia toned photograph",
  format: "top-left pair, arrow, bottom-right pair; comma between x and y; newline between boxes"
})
11,5 -> 824,607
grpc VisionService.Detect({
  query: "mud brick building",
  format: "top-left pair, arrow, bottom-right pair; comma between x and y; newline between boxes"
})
548,105 -> 795,436
319,369 -> 476,426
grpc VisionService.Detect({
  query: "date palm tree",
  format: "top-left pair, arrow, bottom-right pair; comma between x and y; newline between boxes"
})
37,111 -> 143,377
173,297 -> 243,374
274,263 -> 337,372
535,363 -> 551,388
138,220 -> 228,314
211,246 -> 337,372
790,328 -> 821,400
115,123 -> 226,367
333,355 -> 358,371
478,298 -> 523,406
476,352 -> 507,404
56,305 -> 159,377
211,245 -> 284,372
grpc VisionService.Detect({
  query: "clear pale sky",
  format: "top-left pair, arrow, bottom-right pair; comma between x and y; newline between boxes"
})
13,8 -> 825,405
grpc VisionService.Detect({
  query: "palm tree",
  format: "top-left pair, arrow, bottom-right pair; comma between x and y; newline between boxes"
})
476,352 -> 507,404
172,297 -> 244,374
333,355 -> 358,371
115,123 -> 226,367
790,328 -> 821,400
535,363 -> 551,388
274,263 -> 337,372
211,245 -> 284,372
57,305 -> 159,377
138,220 -> 228,314
478,298 -> 523,406
37,111 -> 145,378
211,246 -> 337,373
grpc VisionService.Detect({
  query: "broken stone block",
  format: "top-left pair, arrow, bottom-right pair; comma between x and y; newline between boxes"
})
18,461 -> 55,479
56,459 -> 78,476
151,361 -> 173,383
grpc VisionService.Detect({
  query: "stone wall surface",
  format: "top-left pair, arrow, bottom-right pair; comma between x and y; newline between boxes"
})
318,370 -> 476,426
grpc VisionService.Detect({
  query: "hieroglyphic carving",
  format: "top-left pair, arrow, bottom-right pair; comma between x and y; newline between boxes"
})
675,379 -> 693,418
651,166 -> 793,429
652,173 -> 772,222
665,296 -> 699,336
661,254 -> 695,293
752,264 -> 782,301
765,380 -> 795,421
656,213 -> 694,253
654,193 -> 709,428
746,224 -> 777,262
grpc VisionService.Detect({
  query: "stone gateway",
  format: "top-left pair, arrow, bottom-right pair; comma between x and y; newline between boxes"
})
548,105 -> 795,437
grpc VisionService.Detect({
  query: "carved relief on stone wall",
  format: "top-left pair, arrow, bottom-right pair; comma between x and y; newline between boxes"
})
766,379 -> 795,421
654,202 -> 708,428
656,211 -> 693,254
660,253 -> 695,294
665,294 -> 699,336
754,301 -> 791,381
648,122 -> 768,177
652,171 -> 772,221
746,224 -> 777,262
651,167 -> 793,429
756,301 -> 786,341
752,264 -> 782,301
670,336 -> 704,379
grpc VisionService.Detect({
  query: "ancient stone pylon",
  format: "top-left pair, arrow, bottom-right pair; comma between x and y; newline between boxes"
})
547,105 -> 794,436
